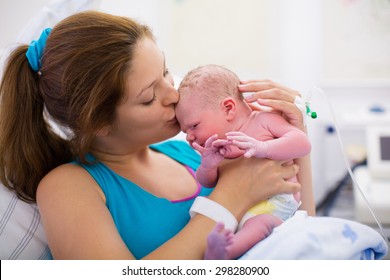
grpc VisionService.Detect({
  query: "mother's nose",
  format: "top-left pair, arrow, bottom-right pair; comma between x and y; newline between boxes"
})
162,82 -> 179,106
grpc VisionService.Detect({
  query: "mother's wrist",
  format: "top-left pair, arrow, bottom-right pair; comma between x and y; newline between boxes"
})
207,184 -> 249,221
189,196 -> 238,232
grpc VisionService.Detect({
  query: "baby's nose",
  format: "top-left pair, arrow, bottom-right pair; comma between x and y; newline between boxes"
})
186,133 -> 195,143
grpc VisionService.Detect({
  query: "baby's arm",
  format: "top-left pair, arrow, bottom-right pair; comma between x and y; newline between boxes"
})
195,164 -> 218,188
227,113 -> 311,160
192,135 -> 226,188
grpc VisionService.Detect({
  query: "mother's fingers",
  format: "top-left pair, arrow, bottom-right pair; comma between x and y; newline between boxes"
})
279,181 -> 301,195
239,79 -> 301,103
280,162 -> 300,180
259,159 -> 302,195
272,161 -> 301,194
242,88 -> 296,104
240,79 -> 300,95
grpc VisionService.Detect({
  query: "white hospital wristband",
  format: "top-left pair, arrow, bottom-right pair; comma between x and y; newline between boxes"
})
189,196 -> 238,232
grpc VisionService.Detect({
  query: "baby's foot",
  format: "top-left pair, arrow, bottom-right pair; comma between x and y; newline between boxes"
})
204,222 -> 234,260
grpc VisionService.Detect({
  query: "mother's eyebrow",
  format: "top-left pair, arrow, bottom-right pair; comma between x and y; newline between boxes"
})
137,50 -> 166,98
137,80 -> 156,98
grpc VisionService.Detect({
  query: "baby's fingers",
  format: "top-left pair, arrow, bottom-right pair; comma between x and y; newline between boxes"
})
205,134 -> 218,148
226,134 -> 251,143
212,139 -> 230,147
230,140 -> 251,150
243,150 -> 255,158
192,142 -> 204,153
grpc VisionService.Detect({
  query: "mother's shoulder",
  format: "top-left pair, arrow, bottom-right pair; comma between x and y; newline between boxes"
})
37,163 -> 102,201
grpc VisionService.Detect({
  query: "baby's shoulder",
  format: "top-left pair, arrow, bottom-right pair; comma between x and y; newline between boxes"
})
252,111 -> 286,124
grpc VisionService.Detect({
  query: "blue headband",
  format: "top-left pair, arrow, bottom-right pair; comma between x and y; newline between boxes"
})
26,28 -> 52,72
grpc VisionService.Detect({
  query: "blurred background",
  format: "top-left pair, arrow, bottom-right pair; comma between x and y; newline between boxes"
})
1,0 -> 389,235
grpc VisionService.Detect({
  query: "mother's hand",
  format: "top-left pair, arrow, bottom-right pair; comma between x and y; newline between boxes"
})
239,79 -> 316,216
239,79 -> 304,131
210,157 -> 301,220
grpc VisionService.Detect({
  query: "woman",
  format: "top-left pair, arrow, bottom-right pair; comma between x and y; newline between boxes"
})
0,11 -> 313,259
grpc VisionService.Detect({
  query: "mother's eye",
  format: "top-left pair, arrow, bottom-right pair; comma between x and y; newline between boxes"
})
143,94 -> 156,105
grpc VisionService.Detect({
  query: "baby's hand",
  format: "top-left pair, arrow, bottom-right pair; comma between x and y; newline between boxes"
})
225,131 -> 268,158
192,135 -> 226,169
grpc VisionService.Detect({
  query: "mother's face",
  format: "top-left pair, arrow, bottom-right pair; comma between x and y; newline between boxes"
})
108,38 -> 180,149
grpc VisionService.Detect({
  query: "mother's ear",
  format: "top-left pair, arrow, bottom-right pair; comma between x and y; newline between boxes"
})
95,125 -> 111,137
220,97 -> 237,121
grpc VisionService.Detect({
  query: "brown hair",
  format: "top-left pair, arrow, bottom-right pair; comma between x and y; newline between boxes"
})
0,11 -> 154,203
178,64 -> 243,108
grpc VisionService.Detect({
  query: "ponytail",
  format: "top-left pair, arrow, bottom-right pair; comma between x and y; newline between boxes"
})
0,47 -> 71,203
1,11 -> 155,203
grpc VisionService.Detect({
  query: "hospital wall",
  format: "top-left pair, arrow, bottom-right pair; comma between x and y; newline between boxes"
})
1,0 -> 389,205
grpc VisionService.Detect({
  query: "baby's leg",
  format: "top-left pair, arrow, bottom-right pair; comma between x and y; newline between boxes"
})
228,214 -> 282,259
204,222 -> 234,260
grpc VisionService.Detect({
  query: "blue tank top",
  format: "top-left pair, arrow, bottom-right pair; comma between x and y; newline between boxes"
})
74,140 -> 212,259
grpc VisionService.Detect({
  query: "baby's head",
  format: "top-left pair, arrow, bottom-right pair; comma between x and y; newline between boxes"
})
178,64 -> 242,108
176,64 -> 245,147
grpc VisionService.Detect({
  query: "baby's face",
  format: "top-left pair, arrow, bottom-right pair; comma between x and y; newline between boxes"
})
176,92 -> 227,148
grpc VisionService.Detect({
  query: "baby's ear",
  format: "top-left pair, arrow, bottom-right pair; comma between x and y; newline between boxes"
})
220,97 -> 236,120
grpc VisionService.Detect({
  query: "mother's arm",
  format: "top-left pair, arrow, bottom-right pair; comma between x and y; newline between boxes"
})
155,156 -> 301,259
239,79 -> 316,216
37,157 -> 300,260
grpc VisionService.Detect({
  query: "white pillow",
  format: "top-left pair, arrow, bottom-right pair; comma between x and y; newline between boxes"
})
0,0 -> 101,260
0,184 -> 50,259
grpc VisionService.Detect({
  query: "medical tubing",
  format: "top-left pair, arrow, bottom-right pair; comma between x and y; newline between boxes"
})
317,159 -> 366,216
313,86 -> 389,247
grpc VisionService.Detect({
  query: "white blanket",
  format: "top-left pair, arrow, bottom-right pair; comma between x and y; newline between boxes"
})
240,211 -> 389,260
